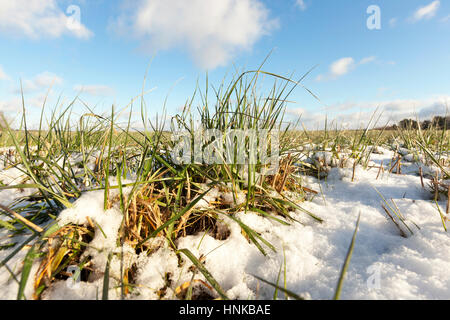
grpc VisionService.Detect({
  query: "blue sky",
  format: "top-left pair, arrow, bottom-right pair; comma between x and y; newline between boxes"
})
0,0 -> 449,129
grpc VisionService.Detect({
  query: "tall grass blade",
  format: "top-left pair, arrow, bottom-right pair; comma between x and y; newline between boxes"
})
178,248 -> 229,300
17,244 -> 37,300
333,213 -> 361,300
252,274 -> 304,300
102,252 -> 113,300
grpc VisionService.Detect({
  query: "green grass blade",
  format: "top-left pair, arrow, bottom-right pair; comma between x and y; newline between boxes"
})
225,213 -> 276,256
102,252 -> 113,300
0,233 -> 39,269
17,244 -> 37,300
333,213 -> 361,300
178,248 -> 229,300
252,274 -> 304,300
250,207 -> 290,226
434,200 -> 448,232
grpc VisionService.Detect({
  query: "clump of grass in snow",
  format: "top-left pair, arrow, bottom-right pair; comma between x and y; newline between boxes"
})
374,187 -> 420,238
0,67 -> 322,300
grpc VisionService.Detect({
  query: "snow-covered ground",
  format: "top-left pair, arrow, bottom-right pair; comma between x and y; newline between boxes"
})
0,147 -> 449,300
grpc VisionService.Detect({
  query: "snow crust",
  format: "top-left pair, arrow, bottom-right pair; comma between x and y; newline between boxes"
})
0,147 -> 449,300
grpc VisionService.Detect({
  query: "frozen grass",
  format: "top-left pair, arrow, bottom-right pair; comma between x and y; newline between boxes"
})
0,68 -> 449,300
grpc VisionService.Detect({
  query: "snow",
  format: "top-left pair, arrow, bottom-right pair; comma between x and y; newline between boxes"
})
0,147 -> 449,300
0,243 -> 39,300
300,166 -> 449,299
57,180 -> 137,280
133,243 -> 180,299
0,165 -> 37,207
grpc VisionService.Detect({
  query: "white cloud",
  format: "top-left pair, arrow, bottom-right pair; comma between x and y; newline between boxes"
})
316,56 -> 376,81
389,18 -> 398,27
412,1 -> 440,22
330,57 -> 355,77
359,56 -> 376,65
0,0 -> 93,39
295,0 -> 307,11
287,95 -> 450,129
0,66 -> 9,81
0,94 -> 50,113
316,57 -> 354,81
1,72 -> 62,119
377,87 -> 398,98
0,98 -> 21,113
15,72 -> 63,94
288,107 -> 307,117
74,84 -> 115,96
112,0 -> 278,69
441,14 -> 450,23
31,72 -> 63,88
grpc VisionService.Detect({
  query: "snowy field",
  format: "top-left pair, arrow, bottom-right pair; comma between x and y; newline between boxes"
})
0,143 -> 448,300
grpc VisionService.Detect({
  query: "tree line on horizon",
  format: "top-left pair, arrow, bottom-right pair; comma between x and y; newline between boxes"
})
386,115 -> 450,130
